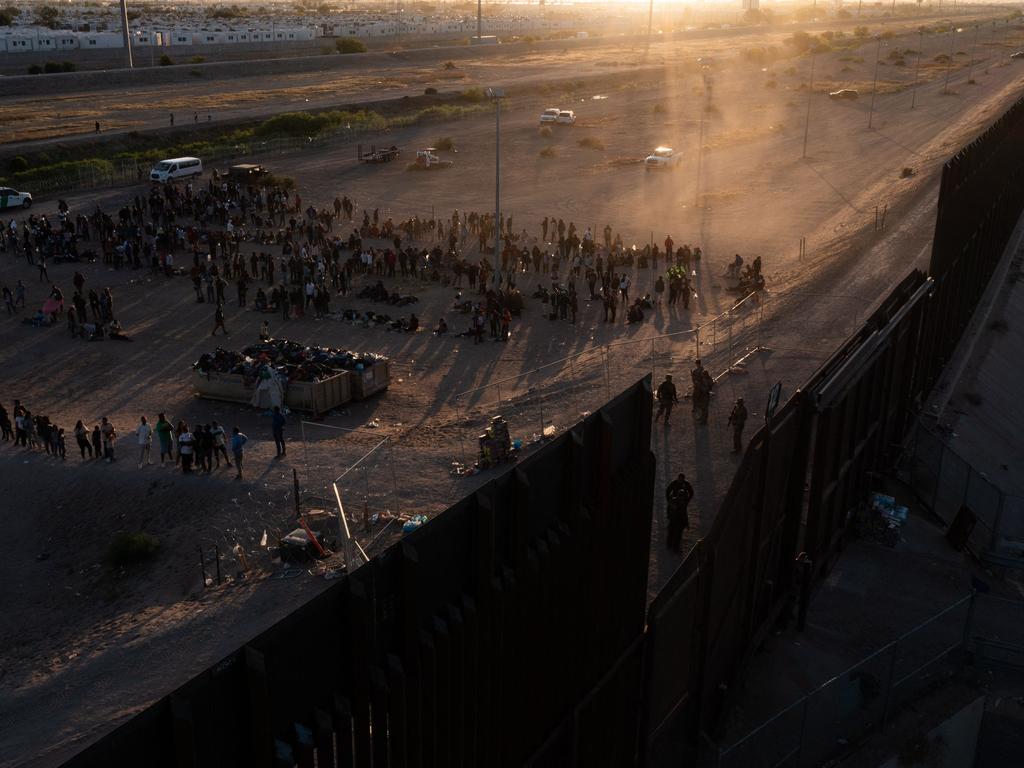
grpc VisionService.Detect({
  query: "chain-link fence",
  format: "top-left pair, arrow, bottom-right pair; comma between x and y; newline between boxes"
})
20,105 -> 489,197
716,592 -> 976,768
906,423 -> 1024,564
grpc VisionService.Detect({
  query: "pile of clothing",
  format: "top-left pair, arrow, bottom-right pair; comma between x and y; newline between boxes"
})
193,339 -> 388,383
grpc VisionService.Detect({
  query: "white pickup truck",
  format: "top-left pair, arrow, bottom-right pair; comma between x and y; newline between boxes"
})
644,146 -> 681,170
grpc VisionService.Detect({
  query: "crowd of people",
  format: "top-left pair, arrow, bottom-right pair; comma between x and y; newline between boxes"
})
0,399 -> 293,481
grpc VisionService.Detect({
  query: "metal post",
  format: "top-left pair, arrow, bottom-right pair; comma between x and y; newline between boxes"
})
603,346 -> 611,398
962,589 -> 978,650
794,696 -> 811,766
199,546 -> 208,587
696,74 -> 708,206
569,356 -> 581,419
943,27 -> 957,95
967,24 -> 979,82
476,0 -> 481,40
881,642 -> 899,730
388,437 -> 400,517
802,53 -> 816,159
493,95 -> 502,273
651,338 -> 657,385
301,420 -> 310,489
455,401 -> 467,464
647,0 -> 654,38
868,36 -> 882,129
119,0 -> 134,68
214,545 -> 222,585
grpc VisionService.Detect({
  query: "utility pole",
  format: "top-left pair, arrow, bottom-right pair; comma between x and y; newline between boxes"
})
695,73 -> 709,207
486,88 -> 505,274
802,53 -> 816,159
967,24 -> 979,82
911,29 -> 923,109
119,0 -> 134,68
868,35 -> 882,128
477,0 -> 482,40
648,0 -> 654,38
943,27 -> 958,95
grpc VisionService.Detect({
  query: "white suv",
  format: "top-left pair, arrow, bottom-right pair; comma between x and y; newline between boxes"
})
644,147 -> 681,170
539,108 -> 560,124
556,110 -> 577,126
0,187 -> 32,210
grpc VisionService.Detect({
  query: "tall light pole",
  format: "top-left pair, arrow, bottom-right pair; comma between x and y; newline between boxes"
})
802,52 -> 816,159
119,0 -> 134,68
695,73 -> 709,207
486,87 -> 504,276
647,0 -> 654,38
868,35 -> 882,128
911,29 -> 923,109
966,23 -> 979,82
943,27 -> 960,95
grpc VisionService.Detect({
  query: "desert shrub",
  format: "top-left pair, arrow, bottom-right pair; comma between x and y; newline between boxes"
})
189,55 -> 205,64
934,53 -> 950,64
105,532 -> 160,569
337,37 -> 366,54
539,125 -> 553,137
62,60 -> 74,71
436,136 -> 454,151
460,86 -> 485,103
189,69 -> 202,78
7,156 -> 28,174
577,136 -> 604,150
12,157 -> 117,187
443,60 -> 456,69
788,30 -> 813,52
854,26 -> 869,38
765,79 -> 777,88
257,111 -> 329,136
27,64 -> 42,75
159,54 -> 174,66
539,146 -> 556,157
43,60 -> 61,73
901,167 -> 915,178
653,103 -> 666,114
424,86 -> 438,95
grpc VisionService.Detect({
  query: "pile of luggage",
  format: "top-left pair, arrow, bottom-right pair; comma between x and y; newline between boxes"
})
194,339 -> 388,384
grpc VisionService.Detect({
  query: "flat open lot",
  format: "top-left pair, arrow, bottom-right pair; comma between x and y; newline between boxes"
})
2,20 -> 1024,767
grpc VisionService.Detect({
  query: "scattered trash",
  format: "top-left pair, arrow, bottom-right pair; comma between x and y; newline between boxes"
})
402,514 -> 429,533
368,419 -> 381,428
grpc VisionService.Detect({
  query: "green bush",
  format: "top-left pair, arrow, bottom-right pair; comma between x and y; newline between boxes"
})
189,55 -> 205,64
105,532 -> 160,569
539,146 -> 556,157
577,136 -> 605,150
854,26 -> 869,38
336,37 -> 366,54
436,136 -> 454,151
61,60 -> 75,71
43,60 -> 61,73
189,69 -> 203,78
460,86 -> 486,103
444,60 -> 456,69
12,157 -> 114,187
27,64 -> 42,75
159,54 -> 173,66
424,86 -> 438,95
7,156 -> 28,174
539,125 -> 553,137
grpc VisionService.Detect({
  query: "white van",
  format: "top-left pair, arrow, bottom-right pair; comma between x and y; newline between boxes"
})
150,157 -> 203,183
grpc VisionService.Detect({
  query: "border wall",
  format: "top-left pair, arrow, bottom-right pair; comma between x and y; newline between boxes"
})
57,93 -> 1024,768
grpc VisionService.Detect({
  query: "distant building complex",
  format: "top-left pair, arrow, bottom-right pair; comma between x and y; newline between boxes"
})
0,9 -> 578,53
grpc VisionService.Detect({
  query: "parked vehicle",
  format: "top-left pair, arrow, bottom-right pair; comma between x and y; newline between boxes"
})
644,146 -> 681,170
0,186 -> 32,210
1011,51 -> 1024,59
414,148 -> 452,169
556,110 -> 577,126
358,145 -> 401,163
829,89 -> 860,100
224,163 -> 269,180
539,108 -> 561,124
150,156 -> 203,183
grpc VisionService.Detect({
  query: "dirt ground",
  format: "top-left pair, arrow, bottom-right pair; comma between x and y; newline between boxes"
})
2,19 -> 1024,768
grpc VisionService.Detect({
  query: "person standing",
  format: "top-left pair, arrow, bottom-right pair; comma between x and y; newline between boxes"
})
665,473 -> 694,553
728,398 -> 748,453
155,412 -> 174,465
100,416 -> 116,462
654,375 -> 679,424
691,359 -> 713,425
135,415 -> 153,468
74,420 -> 92,458
178,424 -> 195,473
230,427 -> 248,480
212,303 -> 229,336
210,420 -> 231,469
90,424 -> 102,459
271,405 -> 286,457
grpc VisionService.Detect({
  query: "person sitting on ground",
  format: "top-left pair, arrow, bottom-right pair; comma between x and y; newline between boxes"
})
407,313 -> 419,333
627,300 -> 645,324
254,288 -> 268,312
434,317 -> 448,335
108,319 -> 131,341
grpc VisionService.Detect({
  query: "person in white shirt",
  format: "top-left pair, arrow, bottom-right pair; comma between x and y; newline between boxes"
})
210,420 -> 231,469
136,415 -> 153,468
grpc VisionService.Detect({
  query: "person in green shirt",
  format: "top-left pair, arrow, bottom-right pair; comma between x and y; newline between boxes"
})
155,412 -> 174,466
